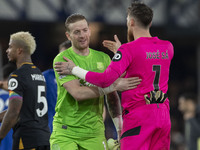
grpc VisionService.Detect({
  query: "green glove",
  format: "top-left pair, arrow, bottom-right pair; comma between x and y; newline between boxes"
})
107,138 -> 120,150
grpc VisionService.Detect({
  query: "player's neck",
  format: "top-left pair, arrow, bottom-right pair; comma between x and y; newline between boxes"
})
133,28 -> 151,40
16,56 -> 32,68
72,46 -> 90,56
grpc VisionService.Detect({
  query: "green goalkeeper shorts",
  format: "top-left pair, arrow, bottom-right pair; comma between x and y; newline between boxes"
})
50,130 -> 108,150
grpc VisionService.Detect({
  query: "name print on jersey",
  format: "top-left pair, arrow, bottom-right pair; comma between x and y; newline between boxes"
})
31,74 -> 45,81
146,50 -> 168,59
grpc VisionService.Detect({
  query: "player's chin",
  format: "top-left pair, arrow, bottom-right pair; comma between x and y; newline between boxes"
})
79,44 -> 88,50
8,58 -> 15,63
7,57 -> 12,61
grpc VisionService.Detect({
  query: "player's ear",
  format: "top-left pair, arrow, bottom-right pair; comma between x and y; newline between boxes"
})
17,47 -> 23,55
65,32 -> 71,41
149,21 -> 152,28
130,18 -> 135,27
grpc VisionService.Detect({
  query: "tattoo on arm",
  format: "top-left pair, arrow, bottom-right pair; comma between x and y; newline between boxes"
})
106,91 -> 122,118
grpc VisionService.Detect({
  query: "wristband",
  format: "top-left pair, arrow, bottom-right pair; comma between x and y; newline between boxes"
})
71,66 -> 88,80
98,84 -> 115,96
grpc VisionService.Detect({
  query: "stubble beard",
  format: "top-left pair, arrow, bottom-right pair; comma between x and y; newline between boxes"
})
127,30 -> 134,43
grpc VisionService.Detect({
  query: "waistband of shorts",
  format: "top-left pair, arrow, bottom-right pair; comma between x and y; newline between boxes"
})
52,121 -> 105,137
122,99 -> 169,116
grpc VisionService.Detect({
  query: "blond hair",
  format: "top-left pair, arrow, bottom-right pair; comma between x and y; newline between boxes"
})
10,31 -> 36,55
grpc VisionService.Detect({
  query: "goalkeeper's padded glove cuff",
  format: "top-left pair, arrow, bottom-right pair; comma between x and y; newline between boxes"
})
144,90 -> 168,104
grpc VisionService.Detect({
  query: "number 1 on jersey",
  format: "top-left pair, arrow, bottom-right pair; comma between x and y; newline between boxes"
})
153,65 -> 161,91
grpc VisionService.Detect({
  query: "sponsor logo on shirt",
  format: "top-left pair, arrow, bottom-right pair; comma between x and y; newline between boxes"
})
8,78 -> 18,90
112,51 -> 122,61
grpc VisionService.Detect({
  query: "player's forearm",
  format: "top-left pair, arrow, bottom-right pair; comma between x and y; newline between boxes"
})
0,110 -> 7,123
106,91 -> 122,139
0,110 -> 18,139
72,66 -> 119,88
70,86 -> 100,101
0,81 -> 9,91
70,86 -> 116,101
106,92 -> 122,117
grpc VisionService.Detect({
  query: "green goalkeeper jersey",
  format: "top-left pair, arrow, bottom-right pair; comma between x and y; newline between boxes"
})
53,47 -> 111,137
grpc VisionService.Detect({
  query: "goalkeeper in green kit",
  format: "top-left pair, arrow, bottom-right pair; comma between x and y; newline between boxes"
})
50,13 -> 141,150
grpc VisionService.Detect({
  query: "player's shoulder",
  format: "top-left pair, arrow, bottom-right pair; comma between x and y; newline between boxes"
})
54,47 -> 72,62
42,69 -> 54,75
10,67 -> 22,78
157,38 -> 173,45
0,89 -> 9,95
89,48 -> 109,57
10,63 -> 39,79
157,38 -> 174,51
42,69 -> 55,80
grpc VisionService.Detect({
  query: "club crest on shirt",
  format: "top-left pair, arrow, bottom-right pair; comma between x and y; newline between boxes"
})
97,62 -> 104,71
112,51 -> 122,61
8,78 -> 18,90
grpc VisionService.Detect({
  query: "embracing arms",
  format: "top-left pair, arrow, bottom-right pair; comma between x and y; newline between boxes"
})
62,77 -> 141,101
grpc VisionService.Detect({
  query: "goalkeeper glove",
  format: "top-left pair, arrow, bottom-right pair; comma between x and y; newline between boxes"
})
107,138 -> 120,150
144,90 -> 167,104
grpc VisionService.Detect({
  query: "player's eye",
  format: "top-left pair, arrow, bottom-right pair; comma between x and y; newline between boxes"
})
83,29 -> 88,32
74,31 -> 80,34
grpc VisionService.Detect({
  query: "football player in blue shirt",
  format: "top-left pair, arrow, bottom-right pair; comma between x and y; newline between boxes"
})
43,40 -> 71,132
0,63 -> 16,150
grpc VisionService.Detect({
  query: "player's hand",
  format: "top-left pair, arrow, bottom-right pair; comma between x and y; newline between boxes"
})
113,77 -> 141,92
0,80 -> 8,91
54,56 -> 76,75
107,138 -> 120,150
144,90 -> 168,104
0,81 -> 3,89
103,35 -> 121,54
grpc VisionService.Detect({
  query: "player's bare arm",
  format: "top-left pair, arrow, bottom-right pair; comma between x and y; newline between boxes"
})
55,57 -> 141,92
63,79 -> 100,101
103,35 -> 122,54
106,91 -> 122,141
0,97 -> 22,139
55,57 -> 142,90
0,80 -> 9,91
113,77 -> 141,92
62,76 -> 141,101
0,110 -> 7,123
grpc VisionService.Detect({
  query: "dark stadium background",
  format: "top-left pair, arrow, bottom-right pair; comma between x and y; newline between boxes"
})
0,0 -> 199,149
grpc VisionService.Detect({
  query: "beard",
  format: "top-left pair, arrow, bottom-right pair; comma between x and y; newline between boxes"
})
127,28 -> 134,42
74,39 -> 89,51
7,55 -> 16,63
9,59 -> 16,64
